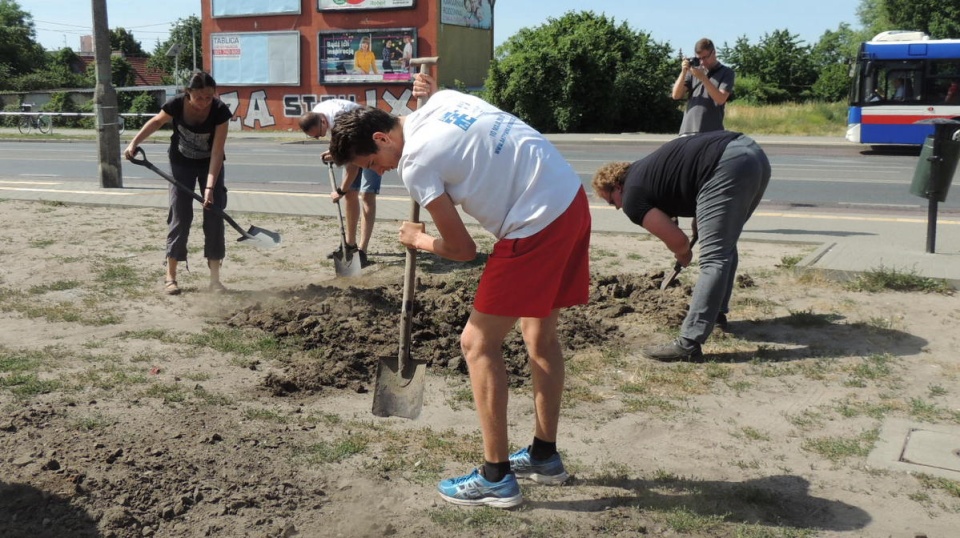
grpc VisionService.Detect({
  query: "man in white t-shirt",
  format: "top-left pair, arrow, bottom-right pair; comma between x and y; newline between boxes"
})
299,99 -> 381,266
329,78 -> 591,509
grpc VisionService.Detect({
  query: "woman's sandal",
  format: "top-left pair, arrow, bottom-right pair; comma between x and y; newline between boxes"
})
164,280 -> 181,296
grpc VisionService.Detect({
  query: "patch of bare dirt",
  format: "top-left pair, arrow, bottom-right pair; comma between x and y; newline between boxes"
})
1,199 -> 958,538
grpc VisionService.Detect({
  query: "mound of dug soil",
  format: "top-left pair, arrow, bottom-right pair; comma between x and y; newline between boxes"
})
227,269 -> 691,395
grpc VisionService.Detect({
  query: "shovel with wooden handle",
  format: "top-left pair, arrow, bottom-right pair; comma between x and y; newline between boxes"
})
327,163 -> 361,277
128,148 -> 281,249
371,56 -> 439,419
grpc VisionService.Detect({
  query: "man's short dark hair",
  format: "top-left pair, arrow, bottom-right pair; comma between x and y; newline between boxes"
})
694,38 -> 715,54
298,111 -> 321,134
329,107 -> 399,166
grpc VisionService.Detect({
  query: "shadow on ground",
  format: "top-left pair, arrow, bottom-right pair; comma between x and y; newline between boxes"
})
530,474 -> 870,533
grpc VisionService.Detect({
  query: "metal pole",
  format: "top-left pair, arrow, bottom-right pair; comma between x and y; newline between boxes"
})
192,27 -> 197,71
91,0 -> 122,188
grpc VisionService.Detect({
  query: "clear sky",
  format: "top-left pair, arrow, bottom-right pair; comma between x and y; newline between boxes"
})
23,0 -> 863,56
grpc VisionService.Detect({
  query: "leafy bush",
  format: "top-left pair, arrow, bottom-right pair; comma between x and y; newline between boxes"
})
125,92 -> 160,130
484,11 -> 681,133
1,103 -> 22,127
44,92 -> 83,128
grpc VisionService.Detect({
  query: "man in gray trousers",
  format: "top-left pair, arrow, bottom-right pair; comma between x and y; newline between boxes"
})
591,131 -> 770,360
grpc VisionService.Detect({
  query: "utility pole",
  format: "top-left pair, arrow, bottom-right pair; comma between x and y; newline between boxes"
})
91,0 -> 122,188
192,26 -> 197,71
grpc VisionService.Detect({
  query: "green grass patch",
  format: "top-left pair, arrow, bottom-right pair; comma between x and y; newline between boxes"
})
915,473 -> 960,498
802,428 -> 880,462
298,432 -> 370,464
783,309 -> 838,327
0,372 -> 61,397
847,266 -> 954,294
28,280 -> 81,294
777,255 -> 805,269
725,101 -> 846,137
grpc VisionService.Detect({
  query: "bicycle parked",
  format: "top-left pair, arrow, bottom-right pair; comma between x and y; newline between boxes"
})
18,104 -> 52,134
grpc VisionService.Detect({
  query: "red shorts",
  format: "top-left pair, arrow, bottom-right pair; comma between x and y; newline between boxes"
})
474,188 -> 591,318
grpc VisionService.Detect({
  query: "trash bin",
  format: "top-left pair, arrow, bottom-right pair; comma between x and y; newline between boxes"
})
910,134 -> 960,202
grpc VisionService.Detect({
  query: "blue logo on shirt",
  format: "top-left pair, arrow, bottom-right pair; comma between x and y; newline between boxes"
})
440,110 -> 478,131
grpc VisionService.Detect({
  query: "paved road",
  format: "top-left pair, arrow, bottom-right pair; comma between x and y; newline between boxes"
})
0,138 -> 955,216
1,130 -> 958,284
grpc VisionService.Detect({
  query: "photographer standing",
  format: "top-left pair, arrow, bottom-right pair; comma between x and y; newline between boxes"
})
672,38 -> 735,135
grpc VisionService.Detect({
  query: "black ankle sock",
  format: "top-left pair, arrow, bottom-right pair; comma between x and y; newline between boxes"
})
482,461 -> 511,483
530,437 -> 557,461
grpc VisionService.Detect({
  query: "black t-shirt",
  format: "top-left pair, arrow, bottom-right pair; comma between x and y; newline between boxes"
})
161,95 -> 233,166
622,130 -> 742,227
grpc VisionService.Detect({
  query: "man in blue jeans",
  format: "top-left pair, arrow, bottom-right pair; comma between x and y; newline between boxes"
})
591,131 -> 771,360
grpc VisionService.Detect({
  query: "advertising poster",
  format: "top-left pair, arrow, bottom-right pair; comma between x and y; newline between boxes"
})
319,28 -> 416,84
440,0 -> 492,30
211,31 -> 300,85
212,0 -> 301,17
318,0 -> 415,11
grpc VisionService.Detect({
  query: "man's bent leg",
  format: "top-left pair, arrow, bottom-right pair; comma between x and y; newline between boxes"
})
461,309 -> 520,464
343,191 -> 360,247
519,309 -> 563,443
358,192 -> 376,253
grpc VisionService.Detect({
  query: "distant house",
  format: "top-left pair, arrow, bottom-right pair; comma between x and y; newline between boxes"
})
74,53 -> 167,86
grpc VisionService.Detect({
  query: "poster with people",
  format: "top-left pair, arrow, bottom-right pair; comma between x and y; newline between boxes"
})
318,29 -> 416,84
318,0 -> 415,10
440,0 -> 492,30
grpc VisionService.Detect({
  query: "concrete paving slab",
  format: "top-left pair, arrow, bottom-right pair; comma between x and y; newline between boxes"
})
868,418 -> 960,481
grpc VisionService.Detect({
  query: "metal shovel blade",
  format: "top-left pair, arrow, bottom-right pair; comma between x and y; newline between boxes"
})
333,250 -> 361,277
661,231 -> 697,290
660,263 -> 683,290
371,355 -> 426,419
237,225 -> 282,249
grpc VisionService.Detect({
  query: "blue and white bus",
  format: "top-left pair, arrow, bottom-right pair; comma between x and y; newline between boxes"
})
846,31 -> 960,146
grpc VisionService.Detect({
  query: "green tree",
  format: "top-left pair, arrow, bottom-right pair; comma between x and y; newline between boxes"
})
147,16 -> 202,84
484,11 -> 680,134
857,0 -> 892,39
85,55 -> 136,87
809,23 -> 862,101
111,28 -> 146,56
882,0 -> 960,38
721,30 -> 816,103
0,0 -> 47,76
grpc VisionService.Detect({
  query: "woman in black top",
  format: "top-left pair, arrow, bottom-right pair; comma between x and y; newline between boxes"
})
124,71 -> 233,295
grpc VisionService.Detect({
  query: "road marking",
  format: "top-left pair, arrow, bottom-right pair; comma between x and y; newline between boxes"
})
2,184 -> 956,226
0,187 -> 139,195
588,203 -> 960,225
0,179 -> 61,185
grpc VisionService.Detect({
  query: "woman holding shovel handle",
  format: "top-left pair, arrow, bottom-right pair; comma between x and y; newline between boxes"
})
330,73 -> 591,508
124,71 -> 233,295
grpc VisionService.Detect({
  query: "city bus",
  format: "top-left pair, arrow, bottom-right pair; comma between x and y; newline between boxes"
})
846,31 -> 960,146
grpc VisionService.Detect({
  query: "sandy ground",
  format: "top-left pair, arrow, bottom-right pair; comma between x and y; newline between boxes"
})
0,198 -> 958,538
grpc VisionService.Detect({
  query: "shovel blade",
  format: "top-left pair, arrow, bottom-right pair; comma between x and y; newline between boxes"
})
333,252 -> 362,277
237,226 -> 282,249
660,265 -> 682,290
371,355 -> 426,419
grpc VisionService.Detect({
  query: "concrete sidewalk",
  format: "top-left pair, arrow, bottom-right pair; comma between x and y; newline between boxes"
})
1,127 -> 958,287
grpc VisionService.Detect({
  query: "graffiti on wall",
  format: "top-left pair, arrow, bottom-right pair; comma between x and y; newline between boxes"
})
219,87 -> 420,130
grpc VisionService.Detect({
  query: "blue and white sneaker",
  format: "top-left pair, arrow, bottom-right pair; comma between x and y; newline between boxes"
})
437,469 -> 523,508
509,446 -> 570,485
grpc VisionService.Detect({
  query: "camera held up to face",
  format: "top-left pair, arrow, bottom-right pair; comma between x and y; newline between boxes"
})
686,56 -> 700,68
